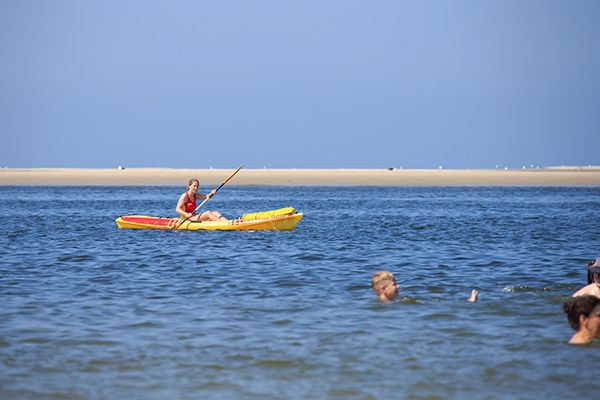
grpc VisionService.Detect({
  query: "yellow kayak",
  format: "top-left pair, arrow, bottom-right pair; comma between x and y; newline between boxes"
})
116,207 -> 303,231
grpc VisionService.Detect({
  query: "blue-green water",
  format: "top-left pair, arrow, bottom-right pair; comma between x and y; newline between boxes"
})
1,186 -> 599,399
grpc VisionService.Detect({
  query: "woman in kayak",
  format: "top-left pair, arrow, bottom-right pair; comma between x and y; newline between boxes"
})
176,178 -> 228,222
563,295 -> 600,345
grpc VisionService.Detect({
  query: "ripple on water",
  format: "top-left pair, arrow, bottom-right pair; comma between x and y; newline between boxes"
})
295,253 -> 325,261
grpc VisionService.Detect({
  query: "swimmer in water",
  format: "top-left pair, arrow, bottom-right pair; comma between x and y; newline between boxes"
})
370,271 -> 478,303
572,258 -> 600,299
371,271 -> 399,302
563,295 -> 600,345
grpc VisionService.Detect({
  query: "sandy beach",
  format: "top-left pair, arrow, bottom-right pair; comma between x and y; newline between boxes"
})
1,167 -> 600,186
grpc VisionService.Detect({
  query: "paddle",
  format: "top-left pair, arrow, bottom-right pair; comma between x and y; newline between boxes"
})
175,164 -> 244,229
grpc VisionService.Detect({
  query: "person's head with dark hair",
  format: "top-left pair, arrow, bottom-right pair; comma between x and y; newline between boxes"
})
573,258 -> 600,298
563,295 -> 600,344
586,258 -> 600,285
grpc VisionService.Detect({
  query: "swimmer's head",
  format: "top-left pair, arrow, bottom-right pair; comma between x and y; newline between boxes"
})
587,258 -> 600,284
563,295 -> 600,331
588,267 -> 600,285
371,271 -> 399,301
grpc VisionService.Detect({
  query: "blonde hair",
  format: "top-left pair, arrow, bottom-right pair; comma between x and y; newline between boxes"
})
371,271 -> 396,291
188,178 -> 199,187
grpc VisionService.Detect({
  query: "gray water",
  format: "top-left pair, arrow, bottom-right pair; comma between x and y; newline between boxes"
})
1,186 -> 599,399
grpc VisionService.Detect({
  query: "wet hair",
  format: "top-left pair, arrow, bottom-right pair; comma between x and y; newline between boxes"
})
188,178 -> 199,188
587,259 -> 600,284
371,271 -> 396,292
588,267 -> 600,285
563,295 -> 600,331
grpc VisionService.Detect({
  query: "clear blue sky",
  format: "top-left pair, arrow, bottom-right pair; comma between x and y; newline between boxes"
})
1,1 -> 599,169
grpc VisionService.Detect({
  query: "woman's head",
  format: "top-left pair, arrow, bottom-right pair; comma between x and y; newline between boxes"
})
188,178 -> 199,190
563,295 -> 600,331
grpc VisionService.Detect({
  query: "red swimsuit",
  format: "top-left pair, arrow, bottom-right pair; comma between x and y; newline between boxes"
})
184,193 -> 196,214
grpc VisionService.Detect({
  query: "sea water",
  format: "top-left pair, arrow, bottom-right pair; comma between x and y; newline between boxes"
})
0,186 -> 599,399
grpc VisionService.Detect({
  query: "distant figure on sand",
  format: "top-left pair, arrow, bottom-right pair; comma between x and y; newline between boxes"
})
370,271 -> 478,303
176,178 -> 228,222
572,258 -> 600,299
563,295 -> 600,345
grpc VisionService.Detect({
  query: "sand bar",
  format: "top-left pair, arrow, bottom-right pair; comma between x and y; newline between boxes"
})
1,168 -> 600,186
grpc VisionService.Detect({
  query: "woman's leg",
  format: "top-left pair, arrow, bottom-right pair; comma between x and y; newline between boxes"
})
188,213 -> 203,222
210,211 -> 228,221
196,211 -> 227,221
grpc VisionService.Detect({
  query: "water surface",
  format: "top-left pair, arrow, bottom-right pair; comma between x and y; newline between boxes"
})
1,186 -> 599,399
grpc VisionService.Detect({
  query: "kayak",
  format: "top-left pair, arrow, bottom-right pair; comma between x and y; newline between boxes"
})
115,207 -> 303,231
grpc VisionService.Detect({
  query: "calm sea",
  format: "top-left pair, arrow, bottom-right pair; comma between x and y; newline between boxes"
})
1,186 -> 599,399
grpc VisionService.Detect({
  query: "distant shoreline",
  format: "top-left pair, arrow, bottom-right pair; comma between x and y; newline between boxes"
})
1,167 -> 600,186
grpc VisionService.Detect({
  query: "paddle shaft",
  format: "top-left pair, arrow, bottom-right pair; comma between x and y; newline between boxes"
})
176,165 -> 244,229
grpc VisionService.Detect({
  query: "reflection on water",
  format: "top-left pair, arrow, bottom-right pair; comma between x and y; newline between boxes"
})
0,186 -> 599,399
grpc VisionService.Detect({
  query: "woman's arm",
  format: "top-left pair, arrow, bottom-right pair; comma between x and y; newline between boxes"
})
195,189 -> 217,200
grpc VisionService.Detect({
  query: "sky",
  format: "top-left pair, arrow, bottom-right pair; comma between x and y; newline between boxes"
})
1,0 -> 599,169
